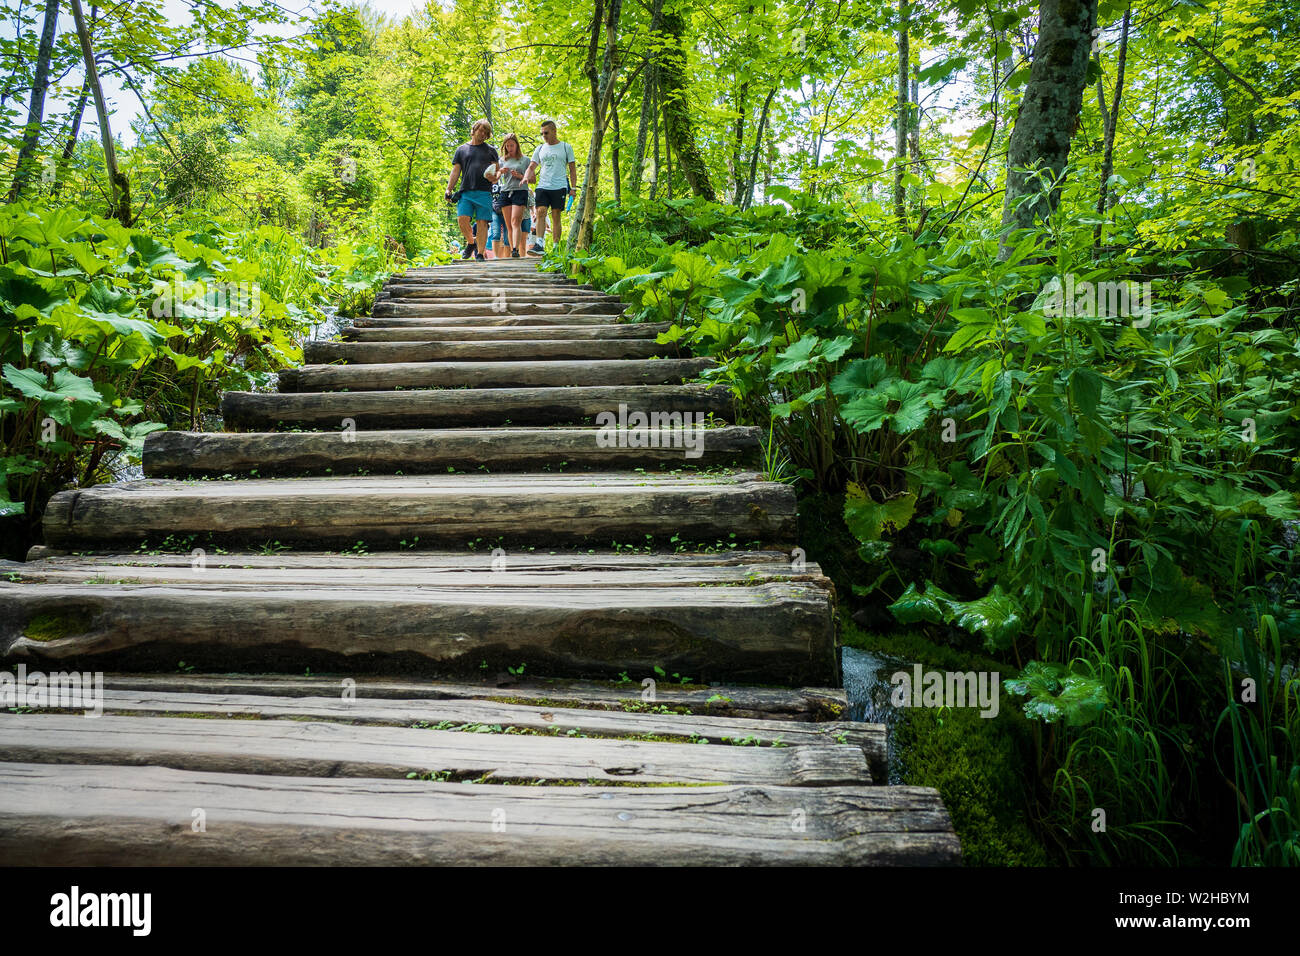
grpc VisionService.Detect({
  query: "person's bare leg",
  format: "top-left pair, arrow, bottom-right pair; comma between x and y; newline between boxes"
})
509,206 -> 524,254
493,239 -> 507,259
550,208 -> 562,249
458,214 -> 473,244
475,218 -> 489,255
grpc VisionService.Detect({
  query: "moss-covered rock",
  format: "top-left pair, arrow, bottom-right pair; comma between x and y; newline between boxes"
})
843,621 -> 1054,866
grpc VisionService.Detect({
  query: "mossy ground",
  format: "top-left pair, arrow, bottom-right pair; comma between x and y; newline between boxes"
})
841,620 -> 1054,866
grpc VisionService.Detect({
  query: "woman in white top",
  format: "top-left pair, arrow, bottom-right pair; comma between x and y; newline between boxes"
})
486,133 -> 532,258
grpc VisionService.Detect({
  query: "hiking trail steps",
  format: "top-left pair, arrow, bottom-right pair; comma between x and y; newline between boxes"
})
0,260 -> 958,866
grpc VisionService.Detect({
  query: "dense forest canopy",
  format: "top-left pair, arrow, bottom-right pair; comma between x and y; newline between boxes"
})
1,0 -> 1297,865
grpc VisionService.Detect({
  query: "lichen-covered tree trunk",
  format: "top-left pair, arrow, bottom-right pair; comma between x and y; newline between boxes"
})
658,3 -> 716,202
628,0 -> 664,197
569,0 -> 623,251
1094,4 -> 1130,251
70,0 -> 129,224
8,0 -> 61,203
893,0 -> 909,224
998,0 -> 1099,258
742,86 -> 776,209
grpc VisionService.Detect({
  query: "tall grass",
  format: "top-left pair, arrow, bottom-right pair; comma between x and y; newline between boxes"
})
1216,615 -> 1300,865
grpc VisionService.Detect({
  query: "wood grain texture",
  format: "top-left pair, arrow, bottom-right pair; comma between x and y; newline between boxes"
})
41,471 -> 797,548
0,580 -> 836,685
342,323 -> 668,342
142,426 -> 759,476
277,358 -> 713,391
303,338 -> 673,364
343,323 -> 668,342
222,384 -> 735,430
0,763 -> 960,865
0,713 -> 870,786
351,314 -> 621,327
0,688 -> 879,773
89,671 -> 848,721
372,301 -> 625,318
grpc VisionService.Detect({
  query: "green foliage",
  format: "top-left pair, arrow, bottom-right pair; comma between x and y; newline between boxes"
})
0,202 -> 388,557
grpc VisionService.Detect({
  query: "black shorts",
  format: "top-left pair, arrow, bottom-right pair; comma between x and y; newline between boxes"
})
535,187 -> 568,210
499,191 -> 528,207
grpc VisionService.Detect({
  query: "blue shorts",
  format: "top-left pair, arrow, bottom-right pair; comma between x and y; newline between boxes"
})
490,211 -> 532,245
456,189 -> 493,220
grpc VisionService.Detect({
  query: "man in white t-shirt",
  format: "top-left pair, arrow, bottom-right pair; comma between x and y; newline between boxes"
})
526,119 -> 577,251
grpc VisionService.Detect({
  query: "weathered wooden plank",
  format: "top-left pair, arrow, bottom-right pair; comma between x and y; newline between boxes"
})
4,560 -> 814,590
303,338 -> 672,364
379,287 -> 622,301
342,323 -> 668,342
277,358 -> 714,391
15,548 -> 808,571
0,764 -> 960,865
0,580 -> 836,685
222,384 -> 735,430
351,314 -> 619,327
5,688 -> 878,771
141,426 -> 759,476
89,672 -> 848,721
40,471 -> 797,549
372,301 -> 625,318
0,714 -> 869,786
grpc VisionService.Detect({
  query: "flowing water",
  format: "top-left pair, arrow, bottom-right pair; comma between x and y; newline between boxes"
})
841,645 -> 910,784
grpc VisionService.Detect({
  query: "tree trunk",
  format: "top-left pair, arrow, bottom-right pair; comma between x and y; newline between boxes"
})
612,107 -> 622,205
628,0 -> 664,198
658,3 -> 716,201
1093,4 -> 1130,251
69,0 -> 129,224
909,61 -> 922,216
8,0 -> 60,203
997,0 -> 1099,258
52,79 -> 90,198
569,0 -> 624,251
894,0 -> 909,224
742,85 -> 776,210
649,81 -> 662,200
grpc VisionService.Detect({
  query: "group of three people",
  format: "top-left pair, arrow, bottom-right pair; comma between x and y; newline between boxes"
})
445,118 -> 577,260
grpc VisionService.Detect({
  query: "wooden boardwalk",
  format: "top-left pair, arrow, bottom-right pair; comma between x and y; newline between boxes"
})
0,260 -> 959,865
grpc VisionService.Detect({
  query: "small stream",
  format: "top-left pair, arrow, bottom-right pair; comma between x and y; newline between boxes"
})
841,646 -> 909,784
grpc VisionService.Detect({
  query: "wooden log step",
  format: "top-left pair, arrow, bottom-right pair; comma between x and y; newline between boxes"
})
351,313 -> 623,327
372,301 -> 624,318
381,280 -> 590,292
141,426 -> 761,477
0,581 -> 835,685
39,471 -> 798,550
4,550 -> 814,589
0,714 -> 869,787
221,384 -> 735,430
302,338 -> 672,364
8,687 -> 876,764
379,287 -> 620,300
342,323 -> 669,342
277,358 -> 713,392
0,763 -> 959,865
90,670 -> 848,721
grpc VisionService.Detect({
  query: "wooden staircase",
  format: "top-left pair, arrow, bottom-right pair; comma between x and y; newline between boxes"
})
0,260 -> 959,865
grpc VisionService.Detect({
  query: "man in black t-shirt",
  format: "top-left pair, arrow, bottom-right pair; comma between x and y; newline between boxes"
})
445,119 -> 499,260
